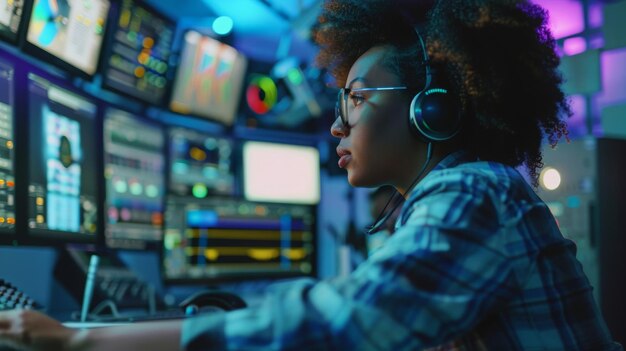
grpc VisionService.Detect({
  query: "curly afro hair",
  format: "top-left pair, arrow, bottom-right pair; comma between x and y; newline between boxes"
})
314,0 -> 570,186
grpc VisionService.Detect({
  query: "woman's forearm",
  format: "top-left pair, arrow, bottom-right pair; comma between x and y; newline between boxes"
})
70,319 -> 183,351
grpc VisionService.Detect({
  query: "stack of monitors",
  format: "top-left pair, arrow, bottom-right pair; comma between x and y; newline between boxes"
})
0,0 -> 25,43
163,197 -> 315,282
103,107 -> 165,250
27,73 -> 98,242
0,58 -> 16,233
24,0 -> 111,77
102,0 -> 174,104
169,30 -> 248,126
168,127 -> 236,198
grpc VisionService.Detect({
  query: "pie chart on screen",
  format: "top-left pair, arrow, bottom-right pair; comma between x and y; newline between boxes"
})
30,0 -> 60,47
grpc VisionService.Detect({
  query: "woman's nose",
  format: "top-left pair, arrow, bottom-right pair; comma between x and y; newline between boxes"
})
330,116 -> 348,138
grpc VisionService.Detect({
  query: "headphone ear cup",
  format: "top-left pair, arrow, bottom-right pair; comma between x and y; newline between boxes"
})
409,88 -> 461,142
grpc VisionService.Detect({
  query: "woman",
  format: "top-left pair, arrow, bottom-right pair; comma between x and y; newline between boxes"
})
0,0 -> 621,349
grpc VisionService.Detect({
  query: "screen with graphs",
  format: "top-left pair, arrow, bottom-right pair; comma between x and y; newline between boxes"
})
103,108 -> 165,249
0,0 -> 25,42
0,59 -> 15,232
168,127 -> 236,198
27,74 -> 98,240
169,30 -> 247,125
25,0 -> 110,76
163,197 -> 315,282
102,0 -> 174,104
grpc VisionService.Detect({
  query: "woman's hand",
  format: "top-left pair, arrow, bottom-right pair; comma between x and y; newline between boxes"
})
0,309 -> 79,351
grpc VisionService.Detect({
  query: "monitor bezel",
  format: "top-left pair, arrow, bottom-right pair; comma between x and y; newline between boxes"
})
101,105 -> 167,251
0,54 -> 19,243
21,70 -> 102,247
99,0 -> 176,106
168,29 -> 248,127
19,0 -> 111,80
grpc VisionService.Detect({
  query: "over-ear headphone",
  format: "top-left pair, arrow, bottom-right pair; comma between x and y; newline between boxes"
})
409,27 -> 462,142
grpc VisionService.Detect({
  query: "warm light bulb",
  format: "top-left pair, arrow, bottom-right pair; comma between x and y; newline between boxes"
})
541,167 -> 561,190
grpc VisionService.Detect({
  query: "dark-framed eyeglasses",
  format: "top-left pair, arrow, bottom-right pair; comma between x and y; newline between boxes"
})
335,86 -> 407,127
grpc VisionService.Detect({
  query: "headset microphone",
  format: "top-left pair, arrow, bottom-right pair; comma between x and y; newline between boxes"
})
367,143 -> 433,235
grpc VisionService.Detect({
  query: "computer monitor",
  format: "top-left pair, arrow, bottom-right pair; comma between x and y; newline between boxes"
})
23,0 -> 110,78
163,197 -> 316,283
103,107 -> 165,250
242,141 -> 320,205
0,58 -> 16,236
26,73 -> 99,243
168,127 -> 237,198
101,0 -> 174,105
0,0 -> 25,43
169,30 -> 248,126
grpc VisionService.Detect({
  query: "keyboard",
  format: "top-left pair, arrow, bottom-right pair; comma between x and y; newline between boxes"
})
0,279 -> 41,311
89,305 -> 223,323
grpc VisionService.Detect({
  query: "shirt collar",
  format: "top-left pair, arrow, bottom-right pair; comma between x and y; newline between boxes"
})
431,149 -> 477,172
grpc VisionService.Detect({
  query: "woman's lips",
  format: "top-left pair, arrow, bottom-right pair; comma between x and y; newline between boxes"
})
337,148 -> 352,168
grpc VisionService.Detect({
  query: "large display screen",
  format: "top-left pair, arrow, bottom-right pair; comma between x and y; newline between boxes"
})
0,59 -> 15,233
243,141 -> 320,205
169,31 -> 247,126
169,127 -> 236,198
102,0 -> 174,104
0,0 -> 25,42
104,108 -> 165,250
27,74 -> 98,240
25,0 -> 110,76
163,197 -> 315,282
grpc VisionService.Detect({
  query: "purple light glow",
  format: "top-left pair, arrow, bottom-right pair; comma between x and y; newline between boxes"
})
532,0 -> 584,39
596,47 -> 626,107
563,37 -> 587,56
588,2 -> 604,28
567,95 -> 587,137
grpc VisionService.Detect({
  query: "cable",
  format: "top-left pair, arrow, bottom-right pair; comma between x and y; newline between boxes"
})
366,142 -> 433,235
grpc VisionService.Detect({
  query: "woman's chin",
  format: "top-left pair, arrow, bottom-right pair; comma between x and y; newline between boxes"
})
347,171 -> 374,188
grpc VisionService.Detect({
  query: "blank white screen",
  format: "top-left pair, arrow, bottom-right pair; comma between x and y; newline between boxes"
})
243,141 -> 320,205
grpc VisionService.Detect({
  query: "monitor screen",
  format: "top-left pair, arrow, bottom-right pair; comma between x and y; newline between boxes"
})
103,107 -> 165,250
27,73 -> 98,241
25,0 -> 110,77
170,31 -> 248,126
0,0 -> 25,43
169,127 -> 236,198
243,141 -> 320,205
0,59 -> 16,233
163,197 -> 315,282
102,0 -> 174,104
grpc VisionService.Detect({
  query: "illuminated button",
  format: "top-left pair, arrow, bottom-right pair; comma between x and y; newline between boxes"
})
134,66 -> 145,78
0,180 -> 4,187
6,218 -> 14,225
0,218 -> 5,223
6,181 -> 14,187
36,197 -> 44,206
138,52 -> 150,65
36,215 -> 44,224
143,37 -> 154,49
6,141 -> 13,149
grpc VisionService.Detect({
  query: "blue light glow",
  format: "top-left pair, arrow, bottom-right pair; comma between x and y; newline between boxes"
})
213,16 -> 234,35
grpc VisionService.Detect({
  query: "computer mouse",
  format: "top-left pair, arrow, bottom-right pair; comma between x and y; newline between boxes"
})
179,290 -> 247,314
